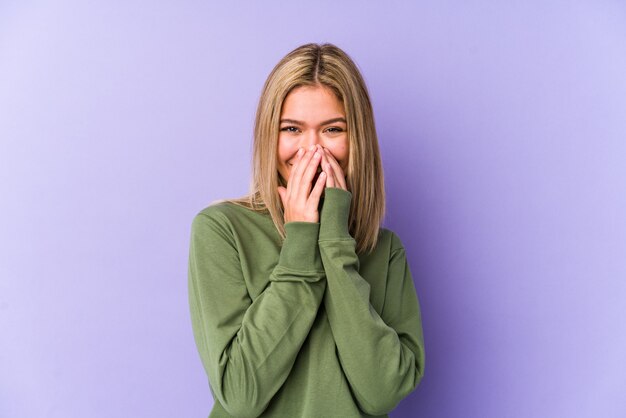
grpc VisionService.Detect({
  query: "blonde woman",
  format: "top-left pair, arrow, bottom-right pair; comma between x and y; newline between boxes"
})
188,43 -> 425,418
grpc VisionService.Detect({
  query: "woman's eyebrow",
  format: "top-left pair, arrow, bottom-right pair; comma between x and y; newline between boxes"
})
280,117 -> 347,126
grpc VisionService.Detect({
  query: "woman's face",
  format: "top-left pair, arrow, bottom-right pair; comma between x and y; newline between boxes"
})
277,85 -> 349,184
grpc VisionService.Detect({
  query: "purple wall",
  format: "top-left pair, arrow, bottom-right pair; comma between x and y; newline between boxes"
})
1,1 -> 625,417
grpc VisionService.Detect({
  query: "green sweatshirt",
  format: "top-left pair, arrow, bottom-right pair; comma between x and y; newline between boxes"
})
188,187 -> 425,418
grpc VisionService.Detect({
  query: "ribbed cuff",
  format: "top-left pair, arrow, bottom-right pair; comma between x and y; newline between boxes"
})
319,187 -> 352,241
276,221 -> 323,273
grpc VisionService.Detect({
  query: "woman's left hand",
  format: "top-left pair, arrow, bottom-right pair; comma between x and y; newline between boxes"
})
316,144 -> 348,191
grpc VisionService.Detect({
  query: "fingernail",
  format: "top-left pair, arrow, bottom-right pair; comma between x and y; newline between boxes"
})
309,145 -> 315,151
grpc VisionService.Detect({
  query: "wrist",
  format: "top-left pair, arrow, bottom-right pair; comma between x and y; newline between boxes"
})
277,222 -> 323,272
319,187 -> 352,241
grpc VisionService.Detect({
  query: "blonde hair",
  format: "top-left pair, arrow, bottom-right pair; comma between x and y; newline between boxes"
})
219,43 -> 385,254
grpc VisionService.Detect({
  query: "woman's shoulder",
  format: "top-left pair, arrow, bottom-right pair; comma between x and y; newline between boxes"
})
192,198 -> 271,234
193,199 -> 249,226
189,201 -> 253,246
376,226 -> 407,255
189,201 -> 233,238
196,199 -> 236,218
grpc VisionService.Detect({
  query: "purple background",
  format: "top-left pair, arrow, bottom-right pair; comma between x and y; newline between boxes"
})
1,1 -> 625,417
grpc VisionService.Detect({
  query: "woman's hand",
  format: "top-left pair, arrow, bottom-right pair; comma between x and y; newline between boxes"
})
318,144 -> 348,191
277,145 -> 327,223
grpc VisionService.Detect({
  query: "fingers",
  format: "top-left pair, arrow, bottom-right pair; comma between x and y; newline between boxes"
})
326,165 -> 336,188
321,146 -> 347,190
296,146 -> 322,199
317,145 -> 336,188
286,147 -> 307,197
282,145 -> 323,223
308,169 -> 326,203
277,186 -> 287,206
288,144 -> 345,198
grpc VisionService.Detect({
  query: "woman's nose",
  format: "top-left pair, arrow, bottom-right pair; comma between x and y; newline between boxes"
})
300,131 -> 321,148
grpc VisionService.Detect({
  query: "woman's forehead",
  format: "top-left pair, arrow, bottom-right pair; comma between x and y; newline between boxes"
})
281,85 -> 345,121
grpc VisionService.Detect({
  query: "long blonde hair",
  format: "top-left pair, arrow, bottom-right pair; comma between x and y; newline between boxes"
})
219,43 -> 385,254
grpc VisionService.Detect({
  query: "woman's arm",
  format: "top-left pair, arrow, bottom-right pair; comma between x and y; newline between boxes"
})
188,208 -> 326,418
318,187 -> 426,416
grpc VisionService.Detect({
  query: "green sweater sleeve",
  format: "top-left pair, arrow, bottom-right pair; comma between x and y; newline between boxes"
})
188,208 -> 326,418
318,187 -> 426,416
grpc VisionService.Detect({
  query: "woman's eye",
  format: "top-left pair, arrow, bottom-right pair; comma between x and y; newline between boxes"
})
280,126 -> 299,133
325,127 -> 344,133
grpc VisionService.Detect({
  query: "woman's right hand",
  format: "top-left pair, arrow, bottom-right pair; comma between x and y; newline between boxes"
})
277,145 -> 327,223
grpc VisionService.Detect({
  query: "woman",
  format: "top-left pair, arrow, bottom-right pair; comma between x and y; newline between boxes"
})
188,43 -> 425,418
